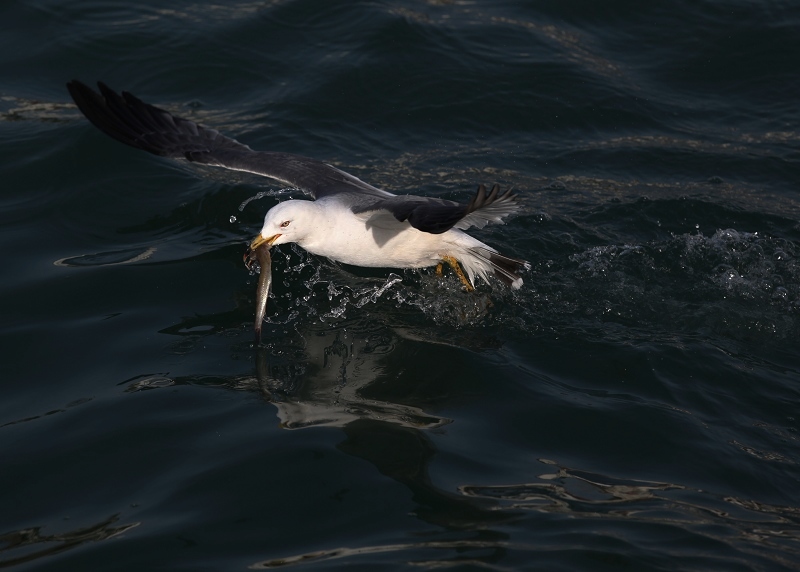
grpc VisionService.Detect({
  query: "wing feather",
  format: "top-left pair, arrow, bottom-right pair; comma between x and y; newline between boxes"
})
67,81 -> 522,235
353,184 -> 520,234
66,80 -> 392,200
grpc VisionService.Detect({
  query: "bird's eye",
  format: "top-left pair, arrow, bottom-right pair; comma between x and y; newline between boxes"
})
280,220 -> 291,228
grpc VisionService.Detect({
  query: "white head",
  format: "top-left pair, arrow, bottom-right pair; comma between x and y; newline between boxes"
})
250,199 -> 318,250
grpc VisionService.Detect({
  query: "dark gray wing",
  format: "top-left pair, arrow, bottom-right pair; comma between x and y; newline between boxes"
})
353,184 -> 520,234
66,80 -> 393,200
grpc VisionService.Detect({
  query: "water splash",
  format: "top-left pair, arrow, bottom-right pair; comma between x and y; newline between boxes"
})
238,187 -> 299,212
522,227 -> 800,344
248,242 -> 505,331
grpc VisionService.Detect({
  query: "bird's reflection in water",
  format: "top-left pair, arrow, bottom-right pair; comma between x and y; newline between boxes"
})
247,325 -> 451,431
145,318 -> 515,539
232,321 -> 514,527
242,322 -> 517,567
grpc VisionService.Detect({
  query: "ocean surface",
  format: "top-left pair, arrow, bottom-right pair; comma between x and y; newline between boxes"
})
2,1 -> 800,570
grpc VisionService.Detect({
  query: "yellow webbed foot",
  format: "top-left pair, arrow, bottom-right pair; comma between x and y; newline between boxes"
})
441,255 -> 475,292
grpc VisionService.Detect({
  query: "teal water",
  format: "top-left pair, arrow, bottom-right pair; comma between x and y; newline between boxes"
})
2,1 -> 800,570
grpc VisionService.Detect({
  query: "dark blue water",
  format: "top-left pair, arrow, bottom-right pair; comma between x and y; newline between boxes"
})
2,1 -> 800,570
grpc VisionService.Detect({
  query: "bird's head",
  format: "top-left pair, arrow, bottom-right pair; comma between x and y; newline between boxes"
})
250,199 -> 317,250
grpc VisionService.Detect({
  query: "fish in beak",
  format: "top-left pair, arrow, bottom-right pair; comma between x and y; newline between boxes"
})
244,239 -> 275,344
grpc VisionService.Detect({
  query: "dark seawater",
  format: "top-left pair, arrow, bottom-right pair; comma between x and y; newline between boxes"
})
2,1 -> 800,570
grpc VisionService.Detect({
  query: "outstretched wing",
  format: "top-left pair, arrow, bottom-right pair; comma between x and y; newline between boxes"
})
66,80 -> 393,200
353,184 -> 520,234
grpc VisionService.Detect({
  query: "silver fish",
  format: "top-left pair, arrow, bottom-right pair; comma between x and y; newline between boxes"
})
244,244 -> 272,344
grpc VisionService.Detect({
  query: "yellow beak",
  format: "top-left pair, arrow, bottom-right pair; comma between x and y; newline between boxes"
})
250,234 -> 280,250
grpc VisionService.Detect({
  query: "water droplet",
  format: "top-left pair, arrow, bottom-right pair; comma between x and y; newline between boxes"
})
229,215 -> 237,223
772,287 -> 788,300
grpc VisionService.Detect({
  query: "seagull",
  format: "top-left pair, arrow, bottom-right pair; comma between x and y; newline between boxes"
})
66,81 -> 529,291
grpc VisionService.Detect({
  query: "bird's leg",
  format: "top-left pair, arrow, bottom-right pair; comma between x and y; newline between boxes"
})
441,255 -> 474,292
435,262 -> 444,277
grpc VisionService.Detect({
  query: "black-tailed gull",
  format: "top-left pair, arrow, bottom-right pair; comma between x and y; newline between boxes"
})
66,81 -> 529,290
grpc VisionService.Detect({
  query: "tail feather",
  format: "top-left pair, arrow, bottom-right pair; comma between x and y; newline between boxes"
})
487,251 -> 530,289
461,247 -> 529,290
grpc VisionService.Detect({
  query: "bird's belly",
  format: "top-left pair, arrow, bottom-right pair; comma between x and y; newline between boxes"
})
303,223 -> 442,269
